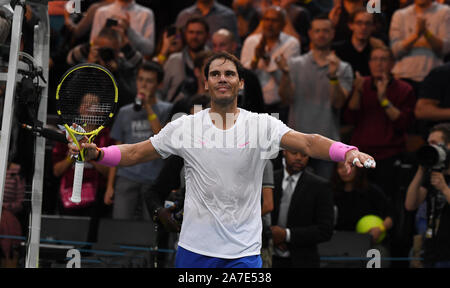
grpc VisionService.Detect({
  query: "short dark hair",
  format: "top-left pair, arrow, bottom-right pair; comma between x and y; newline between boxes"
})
370,45 -> 394,61
430,123 -> 450,145
97,27 -> 121,43
203,52 -> 244,80
348,7 -> 373,23
137,61 -> 164,84
310,13 -> 334,30
185,16 -> 210,34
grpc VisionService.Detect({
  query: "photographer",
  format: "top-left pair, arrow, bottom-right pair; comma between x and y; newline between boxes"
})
67,27 -> 140,109
405,123 -> 450,268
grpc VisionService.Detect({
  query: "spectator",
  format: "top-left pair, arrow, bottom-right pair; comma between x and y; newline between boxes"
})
405,123 -> 450,268
270,149 -> 334,268
272,0 -> 312,53
162,17 -> 209,103
232,0 -> 261,43
105,61 -> 173,220
0,162 -> 25,268
250,1 -> 301,44
261,160 -> 275,268
332,162 -> 393,267
153,25 -> 184,66
415,62 -> 450,135
389,0 -> 450,93
175,0 -> 239,45
241,5 -> 300,122
333,8 -> 385,76
67,27 -> 141,109
90,0 -> 155,56
280,14 -> 353,180
63,0 -> 115,46
212,28 -> 265,113
328,0 -> 365,43
344,46 -> 416,201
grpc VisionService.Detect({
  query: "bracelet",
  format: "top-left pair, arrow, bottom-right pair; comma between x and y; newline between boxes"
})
157,54 -> 167,62
252,55 -> 259,63
148,113 -> 158,121
424,30 -> 433,39
329,79 -> 339,85
66,155 -> 73,163
380,98 -> 392,109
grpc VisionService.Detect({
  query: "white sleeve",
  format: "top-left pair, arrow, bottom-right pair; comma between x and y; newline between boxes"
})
149,115 -> 187,159
259,114 -> 293,159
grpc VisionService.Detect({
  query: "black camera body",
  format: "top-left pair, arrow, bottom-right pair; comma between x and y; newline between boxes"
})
417,144 -> 450,172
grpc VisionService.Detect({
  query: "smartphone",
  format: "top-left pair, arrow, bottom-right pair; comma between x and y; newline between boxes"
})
167,25 -> 177,37
106,18 -> 118,27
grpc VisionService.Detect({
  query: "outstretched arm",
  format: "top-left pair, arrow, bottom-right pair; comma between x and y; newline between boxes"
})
280,131 -> 375,174
68,139 -> 161,167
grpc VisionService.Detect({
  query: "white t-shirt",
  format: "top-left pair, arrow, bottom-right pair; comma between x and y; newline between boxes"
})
150,108 -> 292,258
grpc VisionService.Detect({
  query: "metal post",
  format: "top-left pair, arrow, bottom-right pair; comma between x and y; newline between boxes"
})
25,2 -> 50,268
0,1 -> 24,223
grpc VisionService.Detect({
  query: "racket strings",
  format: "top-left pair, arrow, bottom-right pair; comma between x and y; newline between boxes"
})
58,65 -> 116,131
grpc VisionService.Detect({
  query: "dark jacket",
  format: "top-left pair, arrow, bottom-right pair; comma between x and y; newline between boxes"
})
271,169 -> 334,267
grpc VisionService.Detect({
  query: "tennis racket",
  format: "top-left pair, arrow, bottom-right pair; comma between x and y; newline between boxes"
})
56,63 -> 118,203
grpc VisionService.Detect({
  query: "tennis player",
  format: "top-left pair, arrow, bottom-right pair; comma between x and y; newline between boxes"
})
68,52 -> 376,268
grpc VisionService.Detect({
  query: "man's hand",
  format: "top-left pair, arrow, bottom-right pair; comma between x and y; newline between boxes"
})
328,2 -> 342,27
376,73 -> 390,101
353,71 -> 365,93
431,171 -> 448,192
275,54 -> 289,73
416,16 -> 427,37
327,52 -> 341,78
255,35 -> 268,62
344,149 -> 376,174
66,124 -> 100,161
368,226 -> 383,244
270,225 -> 286,246
157,207 -> 181,233
104,186 -> 114,205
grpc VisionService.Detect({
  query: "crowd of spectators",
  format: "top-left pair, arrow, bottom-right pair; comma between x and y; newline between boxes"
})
1,0 -> 450,268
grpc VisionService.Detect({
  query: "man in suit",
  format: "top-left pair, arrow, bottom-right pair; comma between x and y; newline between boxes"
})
271,149 -> 334,268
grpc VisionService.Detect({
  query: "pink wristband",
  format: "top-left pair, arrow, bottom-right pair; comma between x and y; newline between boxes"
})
329,142 -> 358,162
97,145 -> 121,167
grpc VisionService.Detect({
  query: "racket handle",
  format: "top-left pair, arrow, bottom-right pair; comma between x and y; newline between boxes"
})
70,161 -> 84,203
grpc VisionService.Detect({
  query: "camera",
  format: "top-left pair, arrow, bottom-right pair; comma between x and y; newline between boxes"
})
98,47 -> 115,63
105,18 -> 118,27
416,144 -> 450,171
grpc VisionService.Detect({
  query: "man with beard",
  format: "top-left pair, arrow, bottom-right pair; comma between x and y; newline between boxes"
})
68,52 -> 376,268
279,14 -> 353,180
162,17 -> 209,103
241,5 -> 300,123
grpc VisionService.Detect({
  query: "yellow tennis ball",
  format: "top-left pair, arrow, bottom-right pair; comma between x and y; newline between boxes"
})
356,215 -> 386,244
